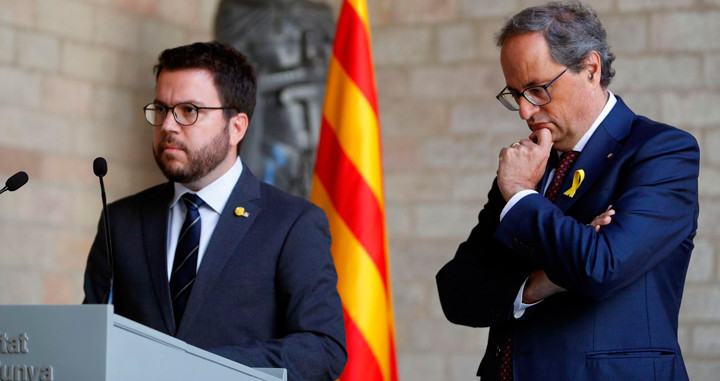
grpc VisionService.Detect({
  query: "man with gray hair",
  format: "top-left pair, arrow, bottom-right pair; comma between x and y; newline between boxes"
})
437,2 -> 698,380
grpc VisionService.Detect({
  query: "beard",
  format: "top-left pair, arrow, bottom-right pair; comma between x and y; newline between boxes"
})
153,122 -> 231,185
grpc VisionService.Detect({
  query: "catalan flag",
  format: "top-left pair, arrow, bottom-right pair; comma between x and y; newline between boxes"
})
310,1 -> 398,381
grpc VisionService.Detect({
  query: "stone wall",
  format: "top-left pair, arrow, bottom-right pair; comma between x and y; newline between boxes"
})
0,0 -> 719,380
0,0 -> 218,301
365,0 -> 720,380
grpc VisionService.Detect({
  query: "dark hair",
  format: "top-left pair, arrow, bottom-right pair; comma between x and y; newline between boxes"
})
154,41 -> 257,121
496,1 -> 615,88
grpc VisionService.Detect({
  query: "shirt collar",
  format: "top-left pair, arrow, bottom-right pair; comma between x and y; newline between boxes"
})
571,90 -> 617,153
170,157 -> 244,214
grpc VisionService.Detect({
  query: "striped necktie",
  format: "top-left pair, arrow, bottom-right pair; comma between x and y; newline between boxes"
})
170,193 -> 204,326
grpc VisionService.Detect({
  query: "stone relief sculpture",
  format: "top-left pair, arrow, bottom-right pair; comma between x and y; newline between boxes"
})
215,0 -> 335,197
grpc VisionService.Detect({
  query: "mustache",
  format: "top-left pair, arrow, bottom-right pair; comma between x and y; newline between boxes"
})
527,117 -> 549,124
158,135 -> 187,151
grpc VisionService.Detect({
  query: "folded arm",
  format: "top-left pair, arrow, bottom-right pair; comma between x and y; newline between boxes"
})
437,179 -> 535,327
522,207 -> 615,303
497,128 -> 699,300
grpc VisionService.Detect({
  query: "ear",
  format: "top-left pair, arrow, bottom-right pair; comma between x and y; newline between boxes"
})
584,51 -> 602,84
229,112 -> 249,147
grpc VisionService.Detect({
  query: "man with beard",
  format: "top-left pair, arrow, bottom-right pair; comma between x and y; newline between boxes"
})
83,42 -> 347,381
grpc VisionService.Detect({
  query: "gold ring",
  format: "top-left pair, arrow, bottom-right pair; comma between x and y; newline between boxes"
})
510,142 -> 521,148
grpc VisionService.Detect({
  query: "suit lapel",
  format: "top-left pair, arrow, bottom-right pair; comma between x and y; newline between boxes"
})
553,96 -> 634,212
141,183 -> 175,334
176,167 -> 263,338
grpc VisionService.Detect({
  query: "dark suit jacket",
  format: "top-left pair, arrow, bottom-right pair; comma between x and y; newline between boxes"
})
84,166 -> 347,381
437,97 -> 699,381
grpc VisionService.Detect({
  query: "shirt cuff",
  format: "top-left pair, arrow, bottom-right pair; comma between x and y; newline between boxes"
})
500,190 -> 538,221
513,277 -> 543,319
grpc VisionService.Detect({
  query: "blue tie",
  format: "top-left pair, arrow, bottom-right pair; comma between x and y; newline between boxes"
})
170,193 -> 204,326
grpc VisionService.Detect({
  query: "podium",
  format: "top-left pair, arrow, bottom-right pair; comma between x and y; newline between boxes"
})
0,305 -> 286,381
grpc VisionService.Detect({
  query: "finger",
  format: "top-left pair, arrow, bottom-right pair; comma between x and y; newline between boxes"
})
597,209 -> 614,219
499,147 -> 508,158
531,128 -> 553,151
595,225 -> 601,233
518,138 -> 534,147
589,215 -> 612,227
599,212 -> 614,221
598,216 -> 613,227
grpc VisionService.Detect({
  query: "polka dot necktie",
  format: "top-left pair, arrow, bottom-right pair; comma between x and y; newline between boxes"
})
170,193 -> 204,327
499,151 -> 579,380
545,151 -> 579,202
499,336 -> 514,381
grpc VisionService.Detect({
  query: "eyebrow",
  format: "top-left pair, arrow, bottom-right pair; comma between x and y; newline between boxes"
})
523,79 -> 543,88
506,78 -> 548,93
152,99 -> 207,106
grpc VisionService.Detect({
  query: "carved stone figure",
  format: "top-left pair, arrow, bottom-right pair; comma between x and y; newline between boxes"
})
215,0 -> 335,197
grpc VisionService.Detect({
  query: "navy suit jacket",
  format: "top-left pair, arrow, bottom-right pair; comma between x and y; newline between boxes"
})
84,166 -> 347,381
437,97 -> 699,381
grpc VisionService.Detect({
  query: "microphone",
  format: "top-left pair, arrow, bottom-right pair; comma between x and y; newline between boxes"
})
0,171 -> 29,195
93,157 -> 114,304
93,157 -> 107,177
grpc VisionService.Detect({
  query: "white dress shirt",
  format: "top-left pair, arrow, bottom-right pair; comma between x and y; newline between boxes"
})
166,157 -> 243,280
503,91 -> 618,318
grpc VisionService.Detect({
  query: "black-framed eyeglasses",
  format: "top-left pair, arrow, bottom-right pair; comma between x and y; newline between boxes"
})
143,102 -> 237,126
496,68 -> 569,111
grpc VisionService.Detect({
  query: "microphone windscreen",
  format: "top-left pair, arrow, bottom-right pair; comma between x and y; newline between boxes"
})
93,157 -> 108,177
6,171 -> 28,192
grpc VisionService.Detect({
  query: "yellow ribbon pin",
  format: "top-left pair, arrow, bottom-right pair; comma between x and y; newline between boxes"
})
234,206 -> 249,218
563,169 -> 585,198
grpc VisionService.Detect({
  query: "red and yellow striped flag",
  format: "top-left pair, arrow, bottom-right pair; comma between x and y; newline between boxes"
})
310,1 -> 398,381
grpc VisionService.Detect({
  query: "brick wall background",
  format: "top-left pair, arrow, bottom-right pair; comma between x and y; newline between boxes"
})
0,0 -> 719,379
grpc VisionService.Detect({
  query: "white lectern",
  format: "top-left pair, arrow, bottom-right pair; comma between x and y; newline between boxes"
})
0,305 -> 286,381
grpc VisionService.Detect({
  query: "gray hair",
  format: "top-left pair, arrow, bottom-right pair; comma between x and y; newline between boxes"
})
496,1 -> 615,88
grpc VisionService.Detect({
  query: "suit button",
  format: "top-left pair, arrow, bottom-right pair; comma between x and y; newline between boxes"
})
496,345 -> 501,357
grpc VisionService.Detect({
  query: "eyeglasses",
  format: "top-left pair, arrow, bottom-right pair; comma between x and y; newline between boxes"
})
496,68 -> 568,111
143,102 -> 237,126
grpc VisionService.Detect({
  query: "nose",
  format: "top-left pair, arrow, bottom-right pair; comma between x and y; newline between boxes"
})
517,97 -> 540,121
159,110 -> 181,132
